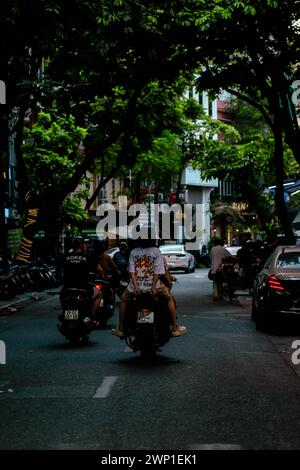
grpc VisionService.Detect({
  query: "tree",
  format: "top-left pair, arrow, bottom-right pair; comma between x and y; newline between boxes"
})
5,0 -> 300,252
22,112 -> 89,248
188,0 -> 300,238
3,1 -> 205,251
190,96 -> 300,236
84,79 -> 189,209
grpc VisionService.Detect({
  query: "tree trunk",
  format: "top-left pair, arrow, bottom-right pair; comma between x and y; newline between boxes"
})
0,108 -> 9,272
39,198 -> 62,259
279,89 -> 300,165
273,118 -> 295,241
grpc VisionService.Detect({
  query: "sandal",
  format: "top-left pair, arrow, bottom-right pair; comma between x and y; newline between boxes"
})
111,327 -> 125,338
170,325 -> 187,337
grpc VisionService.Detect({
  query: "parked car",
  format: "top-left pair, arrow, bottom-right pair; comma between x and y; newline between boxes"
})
252,245 -> 300,331
159,245 -> 195,273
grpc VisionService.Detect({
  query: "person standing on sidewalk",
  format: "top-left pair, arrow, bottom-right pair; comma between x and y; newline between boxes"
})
210,239 -> 231,301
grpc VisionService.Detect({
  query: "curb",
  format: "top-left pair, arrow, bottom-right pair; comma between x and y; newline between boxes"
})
0,289 -> 60,315
0,295 -> 34,314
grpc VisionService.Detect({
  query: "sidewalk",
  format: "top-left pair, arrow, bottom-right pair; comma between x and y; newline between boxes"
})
0,288 -> 60,315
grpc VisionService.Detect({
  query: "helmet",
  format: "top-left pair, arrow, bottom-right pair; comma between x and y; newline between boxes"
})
72,236 -> 85,250
119,241 -> 128,251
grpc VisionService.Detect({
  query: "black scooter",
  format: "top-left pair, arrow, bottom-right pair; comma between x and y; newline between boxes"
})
58,287 -> 93,344
124,292 -> 171,359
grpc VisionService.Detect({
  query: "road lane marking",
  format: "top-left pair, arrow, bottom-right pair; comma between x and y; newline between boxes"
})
188,443 -> 241,450
93,376 -> 118,398
55,442 -> 100,450
0,380 -> 10,390
124,346 -> 132,352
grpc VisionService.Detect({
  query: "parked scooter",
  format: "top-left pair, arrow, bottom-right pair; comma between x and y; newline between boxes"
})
123,292 -> 171,359
58,287 -> 93,344
0,271 -> 17,300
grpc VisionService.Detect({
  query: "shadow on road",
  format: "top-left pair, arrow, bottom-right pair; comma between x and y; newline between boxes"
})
113,353 -> 185,369
35,340 -> 100,351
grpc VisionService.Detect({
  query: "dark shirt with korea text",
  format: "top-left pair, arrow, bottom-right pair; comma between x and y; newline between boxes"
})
63,252 -> 91,289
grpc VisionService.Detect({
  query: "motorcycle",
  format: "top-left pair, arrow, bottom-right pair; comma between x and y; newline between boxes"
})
220,257 -> 241,301
93,277 -> 115,328
58,287 -> 93,344
123,292 -> 171,359
0,271 -> 17,300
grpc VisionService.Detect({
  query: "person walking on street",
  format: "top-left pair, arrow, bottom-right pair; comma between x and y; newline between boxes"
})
210,238 -> 231,301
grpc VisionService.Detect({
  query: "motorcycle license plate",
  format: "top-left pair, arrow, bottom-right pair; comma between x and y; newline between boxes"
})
64,310 -> 79,320
137,311 -> 154,324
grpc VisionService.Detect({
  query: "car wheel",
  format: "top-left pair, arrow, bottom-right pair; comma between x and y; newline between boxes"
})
187,261 -> 193,273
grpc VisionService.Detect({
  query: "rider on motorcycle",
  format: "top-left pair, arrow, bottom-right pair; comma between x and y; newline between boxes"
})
92,239 -> 119,309
112,232 -> 187,338
62,237 -> 102,318
113,242 -> 130,280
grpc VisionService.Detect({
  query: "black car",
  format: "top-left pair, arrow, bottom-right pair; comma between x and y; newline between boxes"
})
252,245 -> 300,331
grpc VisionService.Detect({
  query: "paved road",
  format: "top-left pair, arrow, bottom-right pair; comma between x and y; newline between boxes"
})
1,270 -> 300,450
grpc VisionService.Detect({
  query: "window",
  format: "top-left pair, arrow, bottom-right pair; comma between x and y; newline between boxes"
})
276,252 -> 300,269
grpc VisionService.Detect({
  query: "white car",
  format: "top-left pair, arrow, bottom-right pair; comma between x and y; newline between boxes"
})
225,246 -> 241,256
105,247 -> 120,258
159,245 -> 196,273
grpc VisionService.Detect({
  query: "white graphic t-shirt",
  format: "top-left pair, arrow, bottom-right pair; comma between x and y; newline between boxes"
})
128,247 -> 165,292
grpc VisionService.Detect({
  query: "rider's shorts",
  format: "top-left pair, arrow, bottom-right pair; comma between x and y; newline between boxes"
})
121,285 -> 171,302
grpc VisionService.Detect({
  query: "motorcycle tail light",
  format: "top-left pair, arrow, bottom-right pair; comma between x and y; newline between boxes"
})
95,284 -> 103,289
268,275 -> 285,291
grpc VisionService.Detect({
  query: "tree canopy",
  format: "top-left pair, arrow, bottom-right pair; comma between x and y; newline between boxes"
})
2,0 -> 300,254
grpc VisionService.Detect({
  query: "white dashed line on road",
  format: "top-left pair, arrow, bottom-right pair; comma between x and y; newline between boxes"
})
0,380 -> 10,390
93,376 -> 118,399
188,443 -> 241,450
